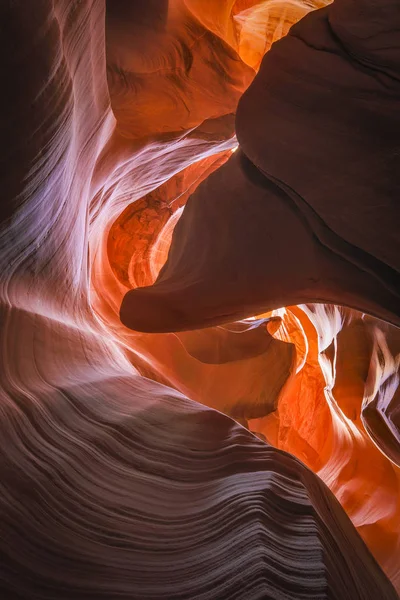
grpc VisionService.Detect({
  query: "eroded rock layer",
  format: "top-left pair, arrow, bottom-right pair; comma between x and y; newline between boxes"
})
0,0 -> 399,598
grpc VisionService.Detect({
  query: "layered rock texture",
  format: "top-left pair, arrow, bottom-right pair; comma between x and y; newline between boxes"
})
0,0 -> 399,598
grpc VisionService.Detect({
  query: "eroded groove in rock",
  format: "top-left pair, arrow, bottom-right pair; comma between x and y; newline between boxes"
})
0,0 -> 399,598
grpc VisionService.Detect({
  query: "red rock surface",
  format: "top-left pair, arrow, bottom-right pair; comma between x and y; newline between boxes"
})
0,0 -> 399,597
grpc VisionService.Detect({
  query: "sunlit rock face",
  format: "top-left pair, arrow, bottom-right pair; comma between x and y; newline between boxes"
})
0,0 -> 399,598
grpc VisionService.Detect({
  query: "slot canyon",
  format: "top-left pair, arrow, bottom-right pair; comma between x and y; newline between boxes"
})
0,0 -> 399,598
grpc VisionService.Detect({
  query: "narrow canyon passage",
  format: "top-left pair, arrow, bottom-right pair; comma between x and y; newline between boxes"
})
0,0 -> 399,598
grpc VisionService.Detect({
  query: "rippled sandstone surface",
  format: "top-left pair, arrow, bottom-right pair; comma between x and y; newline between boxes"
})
0,0 -> 399,598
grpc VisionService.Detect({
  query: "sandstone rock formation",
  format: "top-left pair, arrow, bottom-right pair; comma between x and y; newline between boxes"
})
0,0 -> 399,598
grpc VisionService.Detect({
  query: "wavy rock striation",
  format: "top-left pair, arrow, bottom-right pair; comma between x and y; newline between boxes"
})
0,0 -> 399,598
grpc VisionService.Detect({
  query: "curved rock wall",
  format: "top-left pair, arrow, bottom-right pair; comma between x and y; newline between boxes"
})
0,0 -> 399,597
